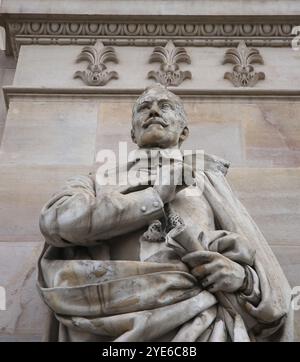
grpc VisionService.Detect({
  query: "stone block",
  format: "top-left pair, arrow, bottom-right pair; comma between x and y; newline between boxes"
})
0,165 -> 91,242
0,100 -> 98,165
243,102 -> 300,167
271,245 -> 300,342
0,241 -> 47,341
228,168 -> 300,246
11,45 -> 300,91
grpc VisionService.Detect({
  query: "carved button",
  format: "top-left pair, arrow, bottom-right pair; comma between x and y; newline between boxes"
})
141,206 -> 147,213
153,201 -> 159,208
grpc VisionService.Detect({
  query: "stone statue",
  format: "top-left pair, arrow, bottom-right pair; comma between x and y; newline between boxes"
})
37,84 -> 293,342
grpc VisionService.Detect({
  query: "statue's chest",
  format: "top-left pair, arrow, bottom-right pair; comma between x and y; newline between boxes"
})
170,189 -> 215,232
108,187 -> 215,261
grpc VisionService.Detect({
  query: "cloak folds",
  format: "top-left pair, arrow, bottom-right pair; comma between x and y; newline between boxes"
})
37,152 -> 293,342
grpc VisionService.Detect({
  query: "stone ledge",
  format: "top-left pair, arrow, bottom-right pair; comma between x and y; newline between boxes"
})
5,86 -> 300,107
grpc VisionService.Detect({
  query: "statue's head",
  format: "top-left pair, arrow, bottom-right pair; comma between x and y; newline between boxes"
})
131,84 -> 189,148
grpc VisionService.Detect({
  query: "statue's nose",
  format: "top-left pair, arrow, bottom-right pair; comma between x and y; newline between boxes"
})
149,102 -> 160,117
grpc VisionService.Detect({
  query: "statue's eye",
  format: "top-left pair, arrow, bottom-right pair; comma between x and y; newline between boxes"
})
138,104 -> 150,112
161,103 -> 171,110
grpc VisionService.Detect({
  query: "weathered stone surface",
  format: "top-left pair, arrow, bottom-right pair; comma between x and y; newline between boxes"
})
228,168 -> 300,246
97,100 -> 300,168
187,101 -> 300,167
11,46 -> 300,91
0,50 -> 16,145
271,246 -> 300,342
272,246 -> 300,288
0,52 -> 17,69
243,103 -> 300,167
96,101 -> 133,153
0,101 -> 98,165
98,100 -> 243,164
0,242 -> 47,341
2,0 -> 300,16
0,165 -> 91,242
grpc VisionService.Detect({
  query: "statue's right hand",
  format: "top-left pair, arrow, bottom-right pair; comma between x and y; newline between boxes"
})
153,161 -> 187,204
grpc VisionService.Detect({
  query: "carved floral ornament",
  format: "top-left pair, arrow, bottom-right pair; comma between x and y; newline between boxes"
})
74,40 -> 118,86
147,40 -> 192,86
223,41 -> 265,87
73,39 -> 267,88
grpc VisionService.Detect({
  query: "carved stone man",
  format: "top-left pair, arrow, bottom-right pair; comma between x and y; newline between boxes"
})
37,84 -> 293,342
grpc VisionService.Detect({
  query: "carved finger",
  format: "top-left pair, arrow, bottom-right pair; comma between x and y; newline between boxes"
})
191,261 -> 219,280
207,283 -> 219,293
202,271 -> 222,288
191,264 -> 208,280
182,250 -> 216,268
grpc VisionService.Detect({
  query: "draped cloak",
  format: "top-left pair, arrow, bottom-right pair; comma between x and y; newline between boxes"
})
37,150 -> 293,342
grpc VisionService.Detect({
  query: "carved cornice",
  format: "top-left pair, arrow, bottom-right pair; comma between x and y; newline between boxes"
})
5,86 -> 300,108
1,16 -> 297,58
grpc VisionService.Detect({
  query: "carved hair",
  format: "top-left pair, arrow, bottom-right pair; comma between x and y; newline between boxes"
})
132,83 -> 188,128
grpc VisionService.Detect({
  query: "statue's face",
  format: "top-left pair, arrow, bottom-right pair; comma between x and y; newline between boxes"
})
131,87 -> 188,148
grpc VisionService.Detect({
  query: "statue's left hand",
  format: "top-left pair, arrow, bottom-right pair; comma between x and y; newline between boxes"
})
182,250 -> 246,293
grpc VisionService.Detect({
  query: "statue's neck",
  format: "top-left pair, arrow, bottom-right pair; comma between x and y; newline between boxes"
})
131,147 -> 183,170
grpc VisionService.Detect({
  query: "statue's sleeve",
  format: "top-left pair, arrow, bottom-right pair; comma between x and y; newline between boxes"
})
39,175 -> 164,247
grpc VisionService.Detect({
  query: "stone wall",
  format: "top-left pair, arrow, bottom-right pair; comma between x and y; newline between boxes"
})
0,0 -> 299,341
0,50 -> 15,144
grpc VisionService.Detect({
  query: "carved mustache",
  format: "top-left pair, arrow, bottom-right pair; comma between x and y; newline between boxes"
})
142,117 -> 169,129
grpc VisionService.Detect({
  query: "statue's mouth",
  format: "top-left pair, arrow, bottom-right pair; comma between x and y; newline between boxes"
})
142,117 -> 169,129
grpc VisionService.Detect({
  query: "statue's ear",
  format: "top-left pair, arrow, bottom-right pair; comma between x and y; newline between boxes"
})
179,127 -> 189,145
131,128 -> 137,144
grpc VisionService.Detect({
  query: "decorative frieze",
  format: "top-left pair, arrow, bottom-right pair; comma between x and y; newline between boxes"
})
8,21 -> 294,38
223,41 -> 265,87
74,40 -> 118,86
5,20 -> 295,58
148,40 -> 191,86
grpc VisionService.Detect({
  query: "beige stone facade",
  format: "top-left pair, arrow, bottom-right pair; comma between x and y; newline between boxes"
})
0,0 -> 299,341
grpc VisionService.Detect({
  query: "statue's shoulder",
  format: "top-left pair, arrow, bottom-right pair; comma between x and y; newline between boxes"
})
64,174 -> 95,189
204,153 -> 230,176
